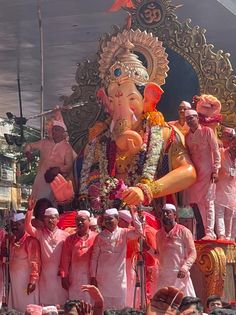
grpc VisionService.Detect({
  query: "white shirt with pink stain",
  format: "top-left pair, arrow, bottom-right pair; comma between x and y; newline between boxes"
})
25,138 -> 74,201
25,211 -> 69,305
185,125 -> 221,204
8,233 -> 41,312
155,224 -> 197,297
215,148 -> 236,210
60,231 -> 97,302
90,215 -> 142,309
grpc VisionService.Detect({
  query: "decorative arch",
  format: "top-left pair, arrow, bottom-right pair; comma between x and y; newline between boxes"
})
61,0 -> 236,154
127,0 -> 236,126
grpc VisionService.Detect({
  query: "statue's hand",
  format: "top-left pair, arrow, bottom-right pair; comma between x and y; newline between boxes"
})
122,187 -> 144,205
50,174 -> 74,203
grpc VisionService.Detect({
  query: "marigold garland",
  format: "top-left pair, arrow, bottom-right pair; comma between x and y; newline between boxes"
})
141,111 -> 166,127
79,111 -> 167,209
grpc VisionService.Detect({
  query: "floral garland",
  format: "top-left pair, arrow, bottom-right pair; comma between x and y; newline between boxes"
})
79,140 -> 97,196
79,111 -> 165,209
141,124 -> 163,183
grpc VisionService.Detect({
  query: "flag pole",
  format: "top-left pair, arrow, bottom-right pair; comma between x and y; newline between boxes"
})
37,1 -> 44,139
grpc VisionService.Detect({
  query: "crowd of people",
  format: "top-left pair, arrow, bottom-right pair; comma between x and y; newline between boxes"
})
0,96 -> 235,314
169,100 -> 236,241
0,199 -> 235,315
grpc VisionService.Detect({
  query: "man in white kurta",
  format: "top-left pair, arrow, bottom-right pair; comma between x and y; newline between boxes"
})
118,210 -> 136,307
8,213 -> 41,312
25,206 -> 69,305
60,210 -> 97,302
24,120 -> 74,202
215,136 -> 236,240
184,109 -> 221,239
90,208 -> 142,309
148,204 -> 196,297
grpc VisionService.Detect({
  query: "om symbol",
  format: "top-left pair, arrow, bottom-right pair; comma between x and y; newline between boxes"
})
139,2 -> 163,26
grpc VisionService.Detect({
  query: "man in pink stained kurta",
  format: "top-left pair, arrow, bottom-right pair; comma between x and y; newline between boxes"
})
146,204 -> 196,297
59,210 -> 97,302
7,213 -> 41,312
25,205 -> 69,306
24,120 -> 74,202
118,210 -> 136,307
215,136 -> 236,240
220,127 -> 235,149
184,109 -> 221,240
90,208 -> 142,309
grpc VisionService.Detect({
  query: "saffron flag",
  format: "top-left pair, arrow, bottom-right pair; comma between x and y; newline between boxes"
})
108,0 -> 134,12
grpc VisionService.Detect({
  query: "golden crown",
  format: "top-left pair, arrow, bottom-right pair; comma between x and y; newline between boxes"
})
99,29 -> 169,87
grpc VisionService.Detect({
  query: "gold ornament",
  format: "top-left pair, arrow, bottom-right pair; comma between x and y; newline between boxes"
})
99,29 -> 169,87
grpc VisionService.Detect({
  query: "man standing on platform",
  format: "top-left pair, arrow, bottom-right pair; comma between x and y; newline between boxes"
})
147,204 -> 196,297
221,127 -> 235,148
25,204 -> 69,305
8,213 -> 41,312
90,208 -> 142,309
215,135 -> 236,240
184,109 -> 221,240
169,101 -> 191,136
60,210 -> 97,302
24,120 -> 74,202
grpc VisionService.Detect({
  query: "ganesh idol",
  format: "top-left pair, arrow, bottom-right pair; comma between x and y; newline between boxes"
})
51,29 -> 197,209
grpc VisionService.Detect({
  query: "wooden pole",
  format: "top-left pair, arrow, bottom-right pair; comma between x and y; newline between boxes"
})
37,1 -> 44,139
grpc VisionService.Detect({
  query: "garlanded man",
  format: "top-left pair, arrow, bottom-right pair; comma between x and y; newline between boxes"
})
184,109 -> 221,240
25,204 -> 69,305
169,101 -> 191,136
146,204 -> 196,297
60,210 -> 97,301
90,208 -> 142,309
8,213 -> 41,312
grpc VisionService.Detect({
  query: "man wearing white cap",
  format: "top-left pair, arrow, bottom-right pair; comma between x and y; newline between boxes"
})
8,213 -> 41,312
118,209 -> 158,306
90,207 -> 142,309
147,204 -> 196,297
169,101 -> 191,136
184,109 -> 221,240
89,217 -> 99,232
24,119 -> 74,202
215,135 -> 236,240
118,210 -> 136,307
25,204 -> 69,305
221,127 -> 236,148
59,210 -> 97,302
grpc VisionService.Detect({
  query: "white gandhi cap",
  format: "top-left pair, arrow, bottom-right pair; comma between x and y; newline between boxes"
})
44,207 -> 59,216
118,210 -> 132,224
12,213 -> 25,222
77,210 -> 90,218
185,109 -> 198,117
104,208 -> 119,217
162,203 -> 177,212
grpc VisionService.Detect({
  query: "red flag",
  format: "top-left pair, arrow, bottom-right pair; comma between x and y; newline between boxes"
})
107,0 -> 134,12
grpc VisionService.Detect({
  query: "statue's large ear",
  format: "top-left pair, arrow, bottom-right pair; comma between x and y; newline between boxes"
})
143,83 -> 164,113
96,88 -> 109,109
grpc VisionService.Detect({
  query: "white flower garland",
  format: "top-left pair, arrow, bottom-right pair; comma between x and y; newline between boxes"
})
141,125 -> 164,181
